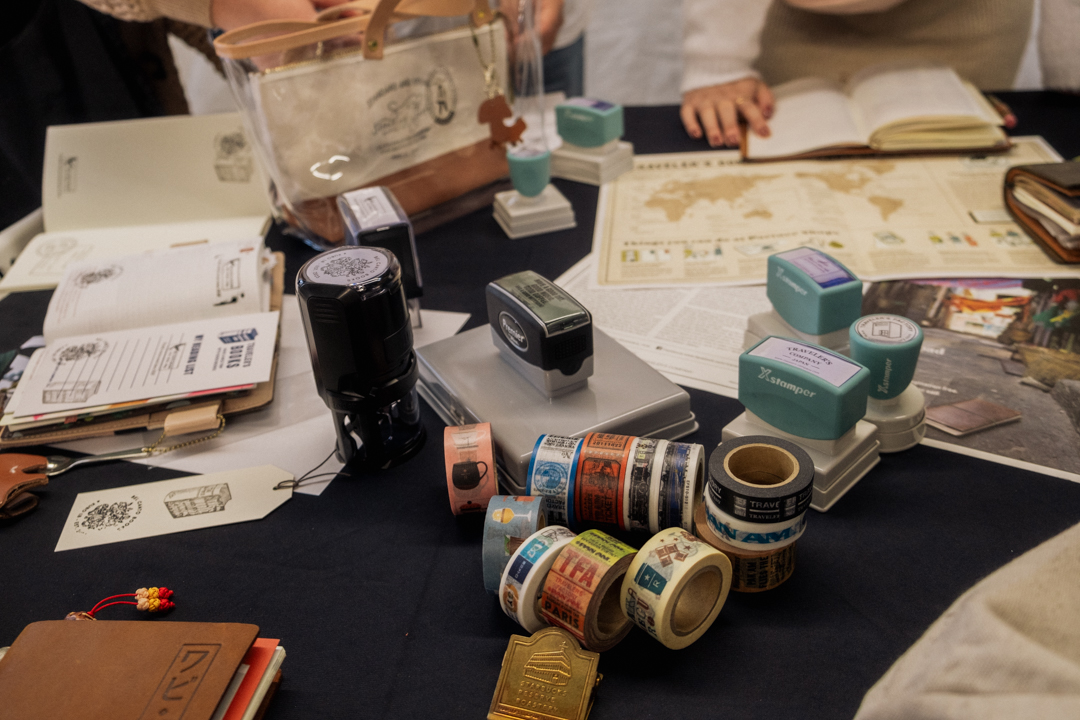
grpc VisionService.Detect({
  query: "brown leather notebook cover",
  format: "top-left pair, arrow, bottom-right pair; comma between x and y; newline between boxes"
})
0,620 -> 259,719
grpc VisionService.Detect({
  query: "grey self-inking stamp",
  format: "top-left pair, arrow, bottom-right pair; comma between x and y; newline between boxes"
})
486,270 -> 594,398
849,314 -> 926,452
745,247 -> 863,354
722,336 -> 880,512
338,187 -> 423,327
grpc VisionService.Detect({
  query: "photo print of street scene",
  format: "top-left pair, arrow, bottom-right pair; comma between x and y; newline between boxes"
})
863,277 -> 1080,479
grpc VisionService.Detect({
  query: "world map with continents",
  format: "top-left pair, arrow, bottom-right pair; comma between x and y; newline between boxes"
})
643,160 -> 904,223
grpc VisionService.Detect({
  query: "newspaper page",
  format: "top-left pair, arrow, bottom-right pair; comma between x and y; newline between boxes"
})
593,138 -> 1075,289
557,257 -> 770,398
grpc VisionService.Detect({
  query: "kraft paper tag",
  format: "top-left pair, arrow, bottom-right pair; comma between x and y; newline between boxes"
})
55,465 -> 293,552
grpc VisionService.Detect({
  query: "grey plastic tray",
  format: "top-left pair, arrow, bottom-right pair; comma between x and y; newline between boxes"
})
417,326 -> 698,493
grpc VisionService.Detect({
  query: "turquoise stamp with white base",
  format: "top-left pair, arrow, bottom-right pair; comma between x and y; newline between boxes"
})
849,314 -> 927,453
744,247 -> 863,354
724,336 -> 881,513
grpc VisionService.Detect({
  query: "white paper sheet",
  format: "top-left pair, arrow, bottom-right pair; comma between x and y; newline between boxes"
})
55,465 -> 293,551
6,311 -> 279,420
0,217 -> 269,293
42,238 -> 270,344
557,256 -> 771,398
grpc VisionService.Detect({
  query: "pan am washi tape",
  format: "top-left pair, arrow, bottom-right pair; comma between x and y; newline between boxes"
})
708,436 -> 814,523
694,501 -> 797,593
527,435 -> 583,527
621,527 -> 732,649
444,423 -> 499,515
703,491 -> 805,550
499,526 -> 577,633
483,496 -> 548,593
539,529 -> 637,651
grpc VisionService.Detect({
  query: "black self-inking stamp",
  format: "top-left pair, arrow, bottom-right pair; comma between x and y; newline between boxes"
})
297,246 -> 425,469
486,270 -> 594,398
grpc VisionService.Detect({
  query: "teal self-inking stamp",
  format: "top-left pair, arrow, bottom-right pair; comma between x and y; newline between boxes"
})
744,247 -> 864,354
849,314 -> 926,452
493,0 -> 576,239
722,336 -> 881,512
550,98 -> 634,186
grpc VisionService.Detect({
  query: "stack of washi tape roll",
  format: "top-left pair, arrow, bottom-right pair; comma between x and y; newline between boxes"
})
694,436 -> 814,593
526,433 -> 705,534
485,512 -> 733,652
447,426 -> 813,651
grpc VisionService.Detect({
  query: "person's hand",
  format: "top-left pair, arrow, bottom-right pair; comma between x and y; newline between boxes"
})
499,0 -> 564,56
534,0 -> 564,55
211,0 -> 350,31
680,77 -> 775,147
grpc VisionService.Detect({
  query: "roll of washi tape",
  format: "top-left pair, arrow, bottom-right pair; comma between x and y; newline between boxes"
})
574,433 -> 635,530
708,436 -> 814,524
444,423 -> 499,515
539,529 -> 637,652
621,527 -> 732,649
499,526 -> 577,632
693,501 -> 796,593
623,437 -> 660,532
647,439 -> 670,536
703,490 -> 805,550
526,435 -> 583,527
483,496 -> 549,594
658,442 -> 705,534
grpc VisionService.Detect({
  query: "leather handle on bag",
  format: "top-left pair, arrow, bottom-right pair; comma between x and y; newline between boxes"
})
213,0 -> 493,61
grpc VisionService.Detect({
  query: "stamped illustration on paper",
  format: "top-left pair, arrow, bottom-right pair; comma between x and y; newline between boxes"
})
213,130 -> 254,182
74,495 -> 142,534
75,264 -> 122,288
163,483 -> 232,518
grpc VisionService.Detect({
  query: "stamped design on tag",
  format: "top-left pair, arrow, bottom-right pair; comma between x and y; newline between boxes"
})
164,483 -> 232,518
75,495 -> 142,534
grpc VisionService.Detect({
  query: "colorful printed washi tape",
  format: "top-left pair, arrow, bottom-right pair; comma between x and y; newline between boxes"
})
444,423 -> 498,515
526,435 -> 582,527
693,501 -> 797,593
527,433 -> 704,534
539,529 -> 637,651
620,527 -> 732,649
482,496 -> 548,593
499,526 -> 577,633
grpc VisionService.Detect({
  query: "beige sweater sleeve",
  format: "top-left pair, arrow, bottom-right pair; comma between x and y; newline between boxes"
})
854,520 -> 1080,720
76,0 -> 214,27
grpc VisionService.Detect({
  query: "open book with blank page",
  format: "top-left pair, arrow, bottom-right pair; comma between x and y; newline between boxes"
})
745,65 -> 1009,161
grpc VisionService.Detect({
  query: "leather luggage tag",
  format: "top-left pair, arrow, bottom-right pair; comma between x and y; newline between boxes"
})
0,454 -> 48,519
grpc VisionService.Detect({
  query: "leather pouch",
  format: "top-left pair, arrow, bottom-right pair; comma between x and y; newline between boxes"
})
1004,161 -> 1080,264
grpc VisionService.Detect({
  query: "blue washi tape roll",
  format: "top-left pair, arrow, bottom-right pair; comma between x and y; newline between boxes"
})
703,490 -> 806,550
664,443 -> 690,532
482,496 -> 549,593
527,435 -> 583,528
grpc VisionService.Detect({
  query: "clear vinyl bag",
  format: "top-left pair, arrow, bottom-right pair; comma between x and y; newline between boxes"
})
214,0 -> 511,249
